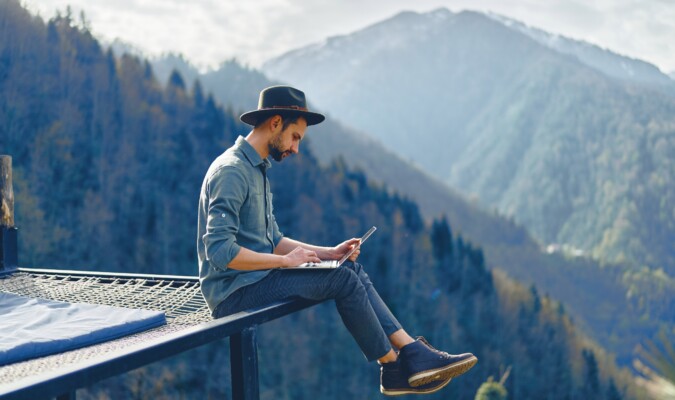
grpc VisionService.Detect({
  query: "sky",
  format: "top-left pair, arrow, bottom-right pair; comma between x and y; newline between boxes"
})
22,0 -> 675,74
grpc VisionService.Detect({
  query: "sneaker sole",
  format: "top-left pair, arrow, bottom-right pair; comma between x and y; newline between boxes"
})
381,378 -> 452,396
408,356 -> 478,387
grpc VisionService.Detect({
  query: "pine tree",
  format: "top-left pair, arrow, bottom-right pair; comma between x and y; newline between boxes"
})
581,349 -> 601,398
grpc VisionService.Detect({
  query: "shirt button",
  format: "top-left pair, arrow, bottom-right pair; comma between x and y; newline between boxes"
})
221,213 -> 226,218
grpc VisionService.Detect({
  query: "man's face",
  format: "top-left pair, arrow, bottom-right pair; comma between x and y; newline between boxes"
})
268,117 -> 307,162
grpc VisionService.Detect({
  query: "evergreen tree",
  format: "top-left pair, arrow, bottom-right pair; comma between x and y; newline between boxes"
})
606,378 -> 623,400
168,69 -> 186,90
0,2 -> 642,398
581,349 -> 601,398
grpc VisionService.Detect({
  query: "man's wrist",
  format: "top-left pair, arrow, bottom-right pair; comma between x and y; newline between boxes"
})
278,254 -> 290,268
325,247 -> 340,260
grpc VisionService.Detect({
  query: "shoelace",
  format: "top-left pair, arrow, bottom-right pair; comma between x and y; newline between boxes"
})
418,337 -> 452,358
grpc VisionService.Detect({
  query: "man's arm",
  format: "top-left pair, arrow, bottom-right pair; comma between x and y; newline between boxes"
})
273,237 -> 335,259
228,245 -> 322,270
274,237 -> 361,261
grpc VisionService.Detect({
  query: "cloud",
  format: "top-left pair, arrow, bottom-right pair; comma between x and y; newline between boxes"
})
21,0 -> 675,72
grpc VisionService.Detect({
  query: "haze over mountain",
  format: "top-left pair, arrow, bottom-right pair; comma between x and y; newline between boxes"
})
151,52 -> 675,371
0,1 -> 643,397
150,56 -> 532,248
262,8 -> 675,276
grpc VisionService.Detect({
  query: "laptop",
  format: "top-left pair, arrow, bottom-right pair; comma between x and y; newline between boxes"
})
293,226 -> 377,269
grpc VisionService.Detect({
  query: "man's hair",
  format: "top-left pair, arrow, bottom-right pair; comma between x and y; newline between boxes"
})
254,114 -> 301,131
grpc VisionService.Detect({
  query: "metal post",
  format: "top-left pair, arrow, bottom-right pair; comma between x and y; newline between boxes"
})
0,155 -> 17,271
56,391 -> 77,400
230,326 -> 260,400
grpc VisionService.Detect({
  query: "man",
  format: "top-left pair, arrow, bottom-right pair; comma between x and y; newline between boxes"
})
197,86 -> 477,395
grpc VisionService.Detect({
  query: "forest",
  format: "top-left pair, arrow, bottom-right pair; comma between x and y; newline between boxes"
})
0,1 -> 642,398
153,46 -> 675,373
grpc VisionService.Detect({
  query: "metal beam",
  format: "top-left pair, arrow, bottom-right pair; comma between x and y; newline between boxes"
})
0,226 -> 17,271
231,326 -> 260,400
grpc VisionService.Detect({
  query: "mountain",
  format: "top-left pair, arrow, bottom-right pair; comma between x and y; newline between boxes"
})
152,54 -> 675,373
0,1 -> 641,398
149,52 -> 200,87
486,13 -> 675,92
107,38 -> 145,60
151,56 -> 534,249
261,8 -> 675,278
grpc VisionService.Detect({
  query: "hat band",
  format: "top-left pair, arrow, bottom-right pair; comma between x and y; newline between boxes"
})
265,105 -> 309,112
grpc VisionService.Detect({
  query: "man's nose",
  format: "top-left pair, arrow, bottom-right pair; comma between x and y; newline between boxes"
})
291,143 -> 299,154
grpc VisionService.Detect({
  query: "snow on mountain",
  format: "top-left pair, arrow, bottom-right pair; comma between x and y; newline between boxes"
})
486,12 -> 674,88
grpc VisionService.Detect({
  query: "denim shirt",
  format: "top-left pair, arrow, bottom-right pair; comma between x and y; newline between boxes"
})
197,136 -> 284,314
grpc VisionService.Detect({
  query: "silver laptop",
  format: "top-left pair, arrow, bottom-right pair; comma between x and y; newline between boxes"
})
293,226 -> 377,269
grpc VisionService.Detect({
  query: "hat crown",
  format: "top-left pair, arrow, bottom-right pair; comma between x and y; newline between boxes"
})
240,85 -> 325,126
258,86 -> 307,110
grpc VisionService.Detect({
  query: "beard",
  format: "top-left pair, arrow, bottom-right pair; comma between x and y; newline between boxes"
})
268,134 -> 291,162
269,146 -> 285,162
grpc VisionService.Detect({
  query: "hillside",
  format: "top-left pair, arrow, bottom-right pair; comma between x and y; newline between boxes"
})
152,54 -> 673,370
0,1 -> 641,398
261,8 -> 675,278
151,57 -> 535,250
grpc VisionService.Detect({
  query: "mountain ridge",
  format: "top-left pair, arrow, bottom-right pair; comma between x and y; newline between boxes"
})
0,1 -> 642,397
261,7 -> 675,276
485,11 -> 675,91
152,53 -> 671,370
151,53 -> 535,249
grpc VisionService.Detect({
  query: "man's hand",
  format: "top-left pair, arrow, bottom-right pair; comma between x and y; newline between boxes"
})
333,238 -> 362,262
283,246 -> 322,267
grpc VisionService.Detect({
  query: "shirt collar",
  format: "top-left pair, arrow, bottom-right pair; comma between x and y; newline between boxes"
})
236,136 -> 272,170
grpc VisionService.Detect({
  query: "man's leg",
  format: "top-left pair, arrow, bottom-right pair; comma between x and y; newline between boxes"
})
342,262 -> 415,350
341,262 -> 477,391
214,265 -> 474,395
214,268 -> 392,361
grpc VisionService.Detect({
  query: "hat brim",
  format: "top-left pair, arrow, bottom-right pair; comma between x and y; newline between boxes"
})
240,109 -> 325,127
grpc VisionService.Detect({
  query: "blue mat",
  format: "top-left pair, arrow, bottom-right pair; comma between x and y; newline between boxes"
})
0,292 -> 166,366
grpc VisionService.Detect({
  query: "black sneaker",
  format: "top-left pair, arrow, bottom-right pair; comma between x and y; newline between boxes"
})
400,337 -> 477,387
380,358 -> 452,396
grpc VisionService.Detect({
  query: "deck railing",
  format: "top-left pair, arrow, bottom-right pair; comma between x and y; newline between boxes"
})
0,155 -> 318,400
0,269 -> 319,400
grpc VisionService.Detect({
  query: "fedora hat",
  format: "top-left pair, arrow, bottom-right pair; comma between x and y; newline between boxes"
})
240,86 -> 325,126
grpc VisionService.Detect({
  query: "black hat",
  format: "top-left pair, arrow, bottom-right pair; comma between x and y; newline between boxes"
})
240,86 -> 325,126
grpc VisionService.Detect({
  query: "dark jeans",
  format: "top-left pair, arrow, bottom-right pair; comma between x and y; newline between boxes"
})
213,262 -> 402,361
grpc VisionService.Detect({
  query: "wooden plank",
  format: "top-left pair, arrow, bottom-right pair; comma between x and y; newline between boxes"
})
0,155 -> 13,228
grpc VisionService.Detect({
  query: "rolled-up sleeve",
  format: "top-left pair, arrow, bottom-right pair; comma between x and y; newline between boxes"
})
271,214 -> 284,248
202,167 -> 247,270
268,192 -> 284,248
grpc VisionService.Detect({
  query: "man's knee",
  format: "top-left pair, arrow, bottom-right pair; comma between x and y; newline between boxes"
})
343,261 -> 364,274
334,265 -> 360,284
332,267 -> 365,297
343,261 -> 373,285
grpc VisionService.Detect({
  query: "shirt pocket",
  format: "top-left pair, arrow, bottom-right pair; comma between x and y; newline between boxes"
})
241,192 -> 265,234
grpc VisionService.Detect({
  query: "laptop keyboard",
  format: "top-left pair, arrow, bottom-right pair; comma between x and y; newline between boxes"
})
296,260 -> 340,268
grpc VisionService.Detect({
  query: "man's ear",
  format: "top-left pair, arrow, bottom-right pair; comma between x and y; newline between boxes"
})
270,115 -> 282,131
